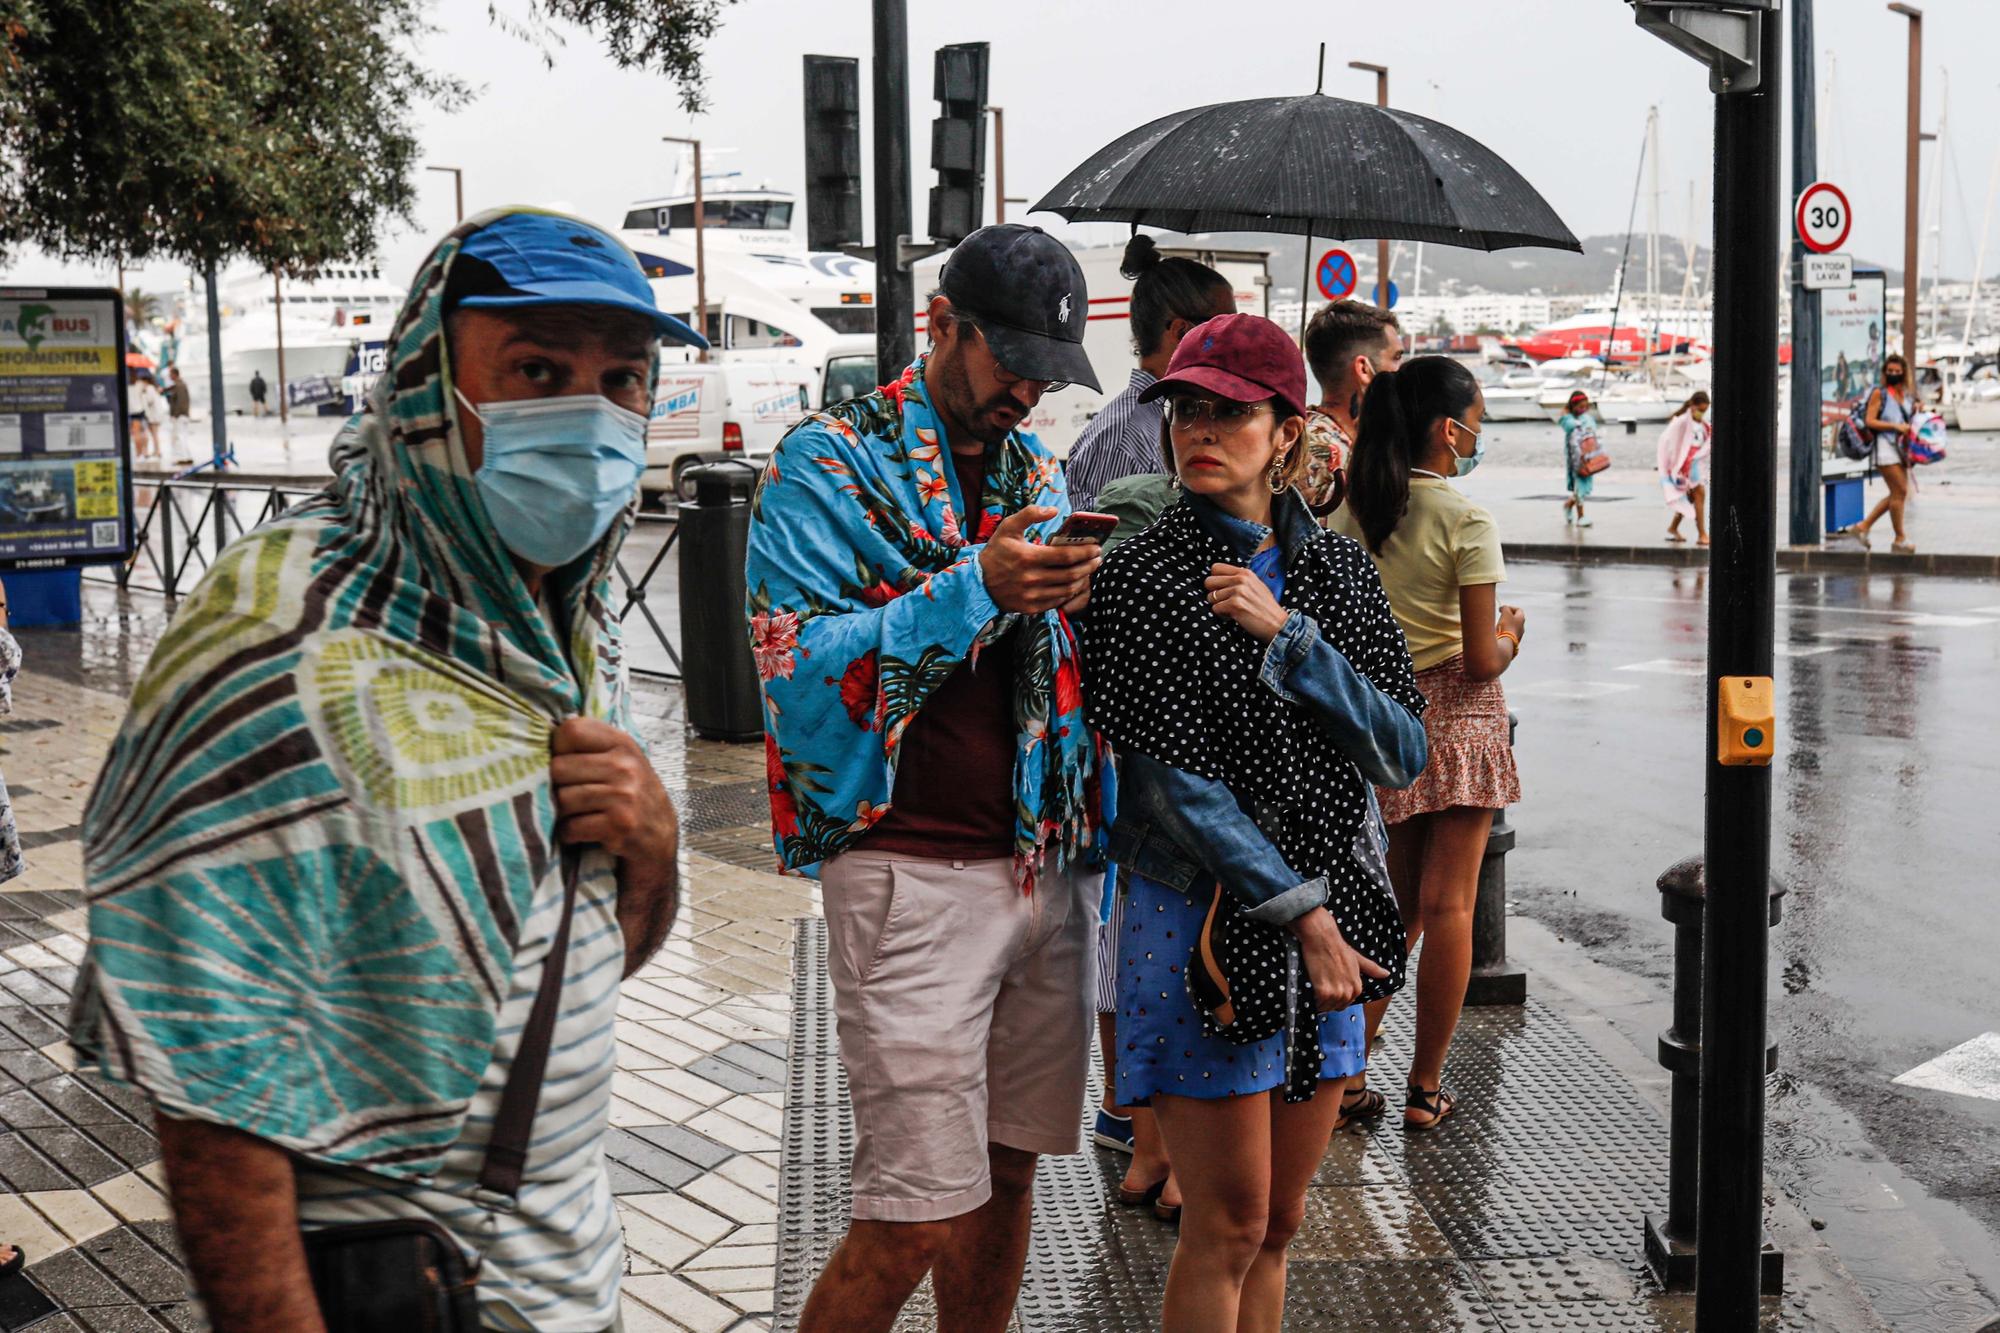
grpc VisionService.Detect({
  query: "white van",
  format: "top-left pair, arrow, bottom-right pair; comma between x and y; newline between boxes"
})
641,360 -> 815,502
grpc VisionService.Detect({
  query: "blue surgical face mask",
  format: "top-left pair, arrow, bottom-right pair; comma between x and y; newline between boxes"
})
1448,418 -> 1486,477
456,389 -> 648,568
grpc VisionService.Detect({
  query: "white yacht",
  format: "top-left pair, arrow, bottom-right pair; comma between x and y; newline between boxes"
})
615,178 -> 877,404
178,264 -> 403,416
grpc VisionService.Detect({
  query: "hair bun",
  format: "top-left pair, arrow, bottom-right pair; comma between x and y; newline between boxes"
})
1119,233 -> 1163,280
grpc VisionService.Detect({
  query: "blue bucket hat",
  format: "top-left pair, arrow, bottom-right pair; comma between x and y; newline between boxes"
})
452,210 -> 708,348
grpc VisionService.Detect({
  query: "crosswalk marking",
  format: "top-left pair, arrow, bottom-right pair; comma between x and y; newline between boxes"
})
1616,659 -> 1706,677
1507,680 -> 1642,701
1893,1033 -> 2000,1102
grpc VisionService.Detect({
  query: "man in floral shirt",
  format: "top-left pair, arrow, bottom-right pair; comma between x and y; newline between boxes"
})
746,224 -> 1105,1331
1301,299 -> 1404,521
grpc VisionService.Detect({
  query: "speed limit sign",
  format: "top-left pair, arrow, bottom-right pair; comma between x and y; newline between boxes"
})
1796,181 -> 1852,254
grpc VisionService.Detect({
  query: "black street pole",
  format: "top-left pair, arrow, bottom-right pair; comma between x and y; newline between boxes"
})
871,0 -> 915,377
203,262 -> 227,468
1787,0 -> 1822,547
1698,4 -> 1782,1326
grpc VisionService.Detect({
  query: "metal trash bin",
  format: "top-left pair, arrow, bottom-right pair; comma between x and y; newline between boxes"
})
678,460 -> 764,742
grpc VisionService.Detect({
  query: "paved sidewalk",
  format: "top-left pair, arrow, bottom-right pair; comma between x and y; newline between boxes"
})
0,588 -> 818,1331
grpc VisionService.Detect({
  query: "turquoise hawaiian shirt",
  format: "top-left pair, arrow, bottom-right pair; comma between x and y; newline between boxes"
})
744,357 -> 1103,890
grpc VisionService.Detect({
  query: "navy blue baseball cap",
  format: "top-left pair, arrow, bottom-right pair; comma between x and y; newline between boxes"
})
940,224 -> 1099,391
451,210 -> 708,348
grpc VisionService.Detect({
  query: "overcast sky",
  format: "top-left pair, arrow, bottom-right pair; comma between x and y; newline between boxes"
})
8,0 -> 1996,298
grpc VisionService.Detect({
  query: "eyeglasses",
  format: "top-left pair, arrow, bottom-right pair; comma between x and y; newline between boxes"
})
955,315 -> 1069,394
1163,396 -> 1272,431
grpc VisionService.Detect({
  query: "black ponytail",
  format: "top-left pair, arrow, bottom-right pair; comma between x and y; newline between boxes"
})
1348,356 -> 1481,553
1122,234 -> 1233,359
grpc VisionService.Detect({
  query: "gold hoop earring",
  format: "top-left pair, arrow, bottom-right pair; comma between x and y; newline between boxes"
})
1268,455 -> 1289,494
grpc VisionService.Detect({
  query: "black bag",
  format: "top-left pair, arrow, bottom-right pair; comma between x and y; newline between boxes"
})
304,860 -> 580,1333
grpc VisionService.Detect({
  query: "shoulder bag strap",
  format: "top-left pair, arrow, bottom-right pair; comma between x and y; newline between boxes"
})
474,845 -> 583,1211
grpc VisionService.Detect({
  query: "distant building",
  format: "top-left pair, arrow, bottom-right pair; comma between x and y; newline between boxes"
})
1393,291 -> 1554,336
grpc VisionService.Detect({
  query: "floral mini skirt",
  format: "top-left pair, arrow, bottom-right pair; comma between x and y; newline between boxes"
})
1379,654 -> 1522,823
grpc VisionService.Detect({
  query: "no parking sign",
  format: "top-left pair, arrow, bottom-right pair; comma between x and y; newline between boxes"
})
1316,249 -> 1357,302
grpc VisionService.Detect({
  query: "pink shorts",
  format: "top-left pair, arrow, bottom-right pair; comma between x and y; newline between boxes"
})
820,851 -> 1099,1222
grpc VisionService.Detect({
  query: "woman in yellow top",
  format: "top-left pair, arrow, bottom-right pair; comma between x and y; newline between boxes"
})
1329,356 -> 1525,1130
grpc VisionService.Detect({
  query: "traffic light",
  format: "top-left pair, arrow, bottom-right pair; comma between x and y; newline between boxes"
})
802,55 -> 862,252
927,42 -> 989,245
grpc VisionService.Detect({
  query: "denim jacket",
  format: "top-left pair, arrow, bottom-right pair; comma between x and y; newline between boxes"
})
1107,491 -> 1428,925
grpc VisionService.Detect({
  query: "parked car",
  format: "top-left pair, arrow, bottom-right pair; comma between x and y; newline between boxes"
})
641,360 -> 814,503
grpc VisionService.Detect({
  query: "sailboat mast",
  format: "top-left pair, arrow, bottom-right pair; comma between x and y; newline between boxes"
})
1962,140 -> 2000,349
1924,70 -> 1949,348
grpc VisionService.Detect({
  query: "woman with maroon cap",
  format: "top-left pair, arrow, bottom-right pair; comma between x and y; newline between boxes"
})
1081,314 -> 1428,1328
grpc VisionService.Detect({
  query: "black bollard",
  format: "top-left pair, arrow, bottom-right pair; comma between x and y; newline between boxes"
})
1465,711 -> 1525,1006
1643,853 -> 1786,1294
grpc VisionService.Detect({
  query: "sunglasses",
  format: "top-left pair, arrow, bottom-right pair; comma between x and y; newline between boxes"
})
1163,396 -> 1272,431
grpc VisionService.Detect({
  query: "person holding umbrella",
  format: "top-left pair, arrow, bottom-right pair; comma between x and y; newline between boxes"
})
1082,313 -> 1426,1329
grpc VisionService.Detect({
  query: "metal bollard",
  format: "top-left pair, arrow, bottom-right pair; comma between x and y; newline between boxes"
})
1643,854 -> 1786,1293
1465,711 -> 1525,1005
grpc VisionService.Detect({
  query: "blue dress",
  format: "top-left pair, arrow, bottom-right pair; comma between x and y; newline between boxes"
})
1114,546 -> 1369,1104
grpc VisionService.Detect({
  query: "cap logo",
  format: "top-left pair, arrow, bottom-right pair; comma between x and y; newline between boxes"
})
1203,335 -> 1216,351
1057,294 -> 1071,324
569,233 -> 605,249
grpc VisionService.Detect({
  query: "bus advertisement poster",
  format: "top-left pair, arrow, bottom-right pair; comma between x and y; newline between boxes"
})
0,288 -> 134,570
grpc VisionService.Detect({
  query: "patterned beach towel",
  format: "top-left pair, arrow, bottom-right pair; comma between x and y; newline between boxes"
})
68,208 -> 642,1179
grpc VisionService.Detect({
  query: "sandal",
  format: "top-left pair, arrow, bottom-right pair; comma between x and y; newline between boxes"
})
1153,1196 -> 1182,1227
1116,1175 -> 1167,1208
0,1244 -> 24,1281
1405,1083 -> 1457,1132
1338,1084 -> 1389,1129
1665,531 -> 1688,544
1892,540 -> 1916,555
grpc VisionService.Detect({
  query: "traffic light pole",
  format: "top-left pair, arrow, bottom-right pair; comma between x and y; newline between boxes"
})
871,0 -> 915,375
1787,0 -> 1821,546
1699,5 -> 1781,1326
1631,3 -> 1783,1323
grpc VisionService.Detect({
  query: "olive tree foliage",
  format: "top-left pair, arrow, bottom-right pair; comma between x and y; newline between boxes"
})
0,0 -> 735,274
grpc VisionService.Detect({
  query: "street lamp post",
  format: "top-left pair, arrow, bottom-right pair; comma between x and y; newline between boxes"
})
661,136 -> 710,362
1888,4 -> 1922,360
1349,61 -> 1391,307
986,106 -> 1029,225
426,165 -> 465,223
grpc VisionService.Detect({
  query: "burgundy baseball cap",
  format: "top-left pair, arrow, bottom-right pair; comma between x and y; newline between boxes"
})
1137,313 -> 1309,420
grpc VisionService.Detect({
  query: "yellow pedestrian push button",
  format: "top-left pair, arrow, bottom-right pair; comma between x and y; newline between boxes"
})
1717,676 -> 1775,766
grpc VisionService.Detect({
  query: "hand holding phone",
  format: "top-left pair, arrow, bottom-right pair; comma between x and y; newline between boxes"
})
1051,511 -> 1118,547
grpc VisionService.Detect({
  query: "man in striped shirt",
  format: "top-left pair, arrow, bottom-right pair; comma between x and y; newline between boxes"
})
1063,236 -> 1235,511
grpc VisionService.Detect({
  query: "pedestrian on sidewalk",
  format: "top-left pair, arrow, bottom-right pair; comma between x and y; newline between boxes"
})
1333,356 -> 1525,1132
748,224 -> 1107,1333
138,370 -> 169,459
248,368 -> 269,418
165,366 -> 193,465
1301,299 -> 1404,522
1064,234 -> 1234,511
1082,313 -> 1427,1330
0,594 -> 23,891
1559,389 -> 1600,528
69,208 -> 697,1332
1854,353 -> 1919,553
1657,390 -> 1711,545
1066,234 -> 1231,1217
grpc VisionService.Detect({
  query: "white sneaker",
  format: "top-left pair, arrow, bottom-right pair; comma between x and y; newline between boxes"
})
1576,516 -> 1593,529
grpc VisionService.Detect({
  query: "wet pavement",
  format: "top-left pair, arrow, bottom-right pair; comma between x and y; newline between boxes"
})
1498,559 -> 2000,1328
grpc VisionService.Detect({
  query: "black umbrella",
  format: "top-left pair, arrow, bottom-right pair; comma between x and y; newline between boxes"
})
1032,94 -> 1580,254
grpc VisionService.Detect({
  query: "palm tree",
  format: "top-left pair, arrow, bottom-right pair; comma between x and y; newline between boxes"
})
123,289 -> 159,325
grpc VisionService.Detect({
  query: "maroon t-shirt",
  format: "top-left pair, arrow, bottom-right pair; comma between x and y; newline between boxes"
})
858,446 -> 1019,861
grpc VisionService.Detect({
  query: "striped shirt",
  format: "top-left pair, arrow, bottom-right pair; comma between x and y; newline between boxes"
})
1064,368 -> 1163,511
296,855 -> 629,1332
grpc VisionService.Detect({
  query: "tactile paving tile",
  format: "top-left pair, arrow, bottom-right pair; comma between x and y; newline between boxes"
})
1285,1259 -> 1508,1331
1288,1184 -> 1458,1263
1471,1253 -> 1651,1304
1313,1126 -> 1403,1186
667,779 -> 772,835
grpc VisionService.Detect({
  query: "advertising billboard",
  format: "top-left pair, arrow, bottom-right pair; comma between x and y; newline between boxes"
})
0,288 -> 133,569
1819,269 -> 1887,424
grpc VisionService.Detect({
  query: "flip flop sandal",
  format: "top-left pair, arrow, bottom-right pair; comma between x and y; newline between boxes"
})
1404,1083 -> 1457,1132
1152,1197 -> 1183,1227
1338,1085 -> 1389,1129
1117,1176 -> 1167,1208
0,1245 -> 25,1282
